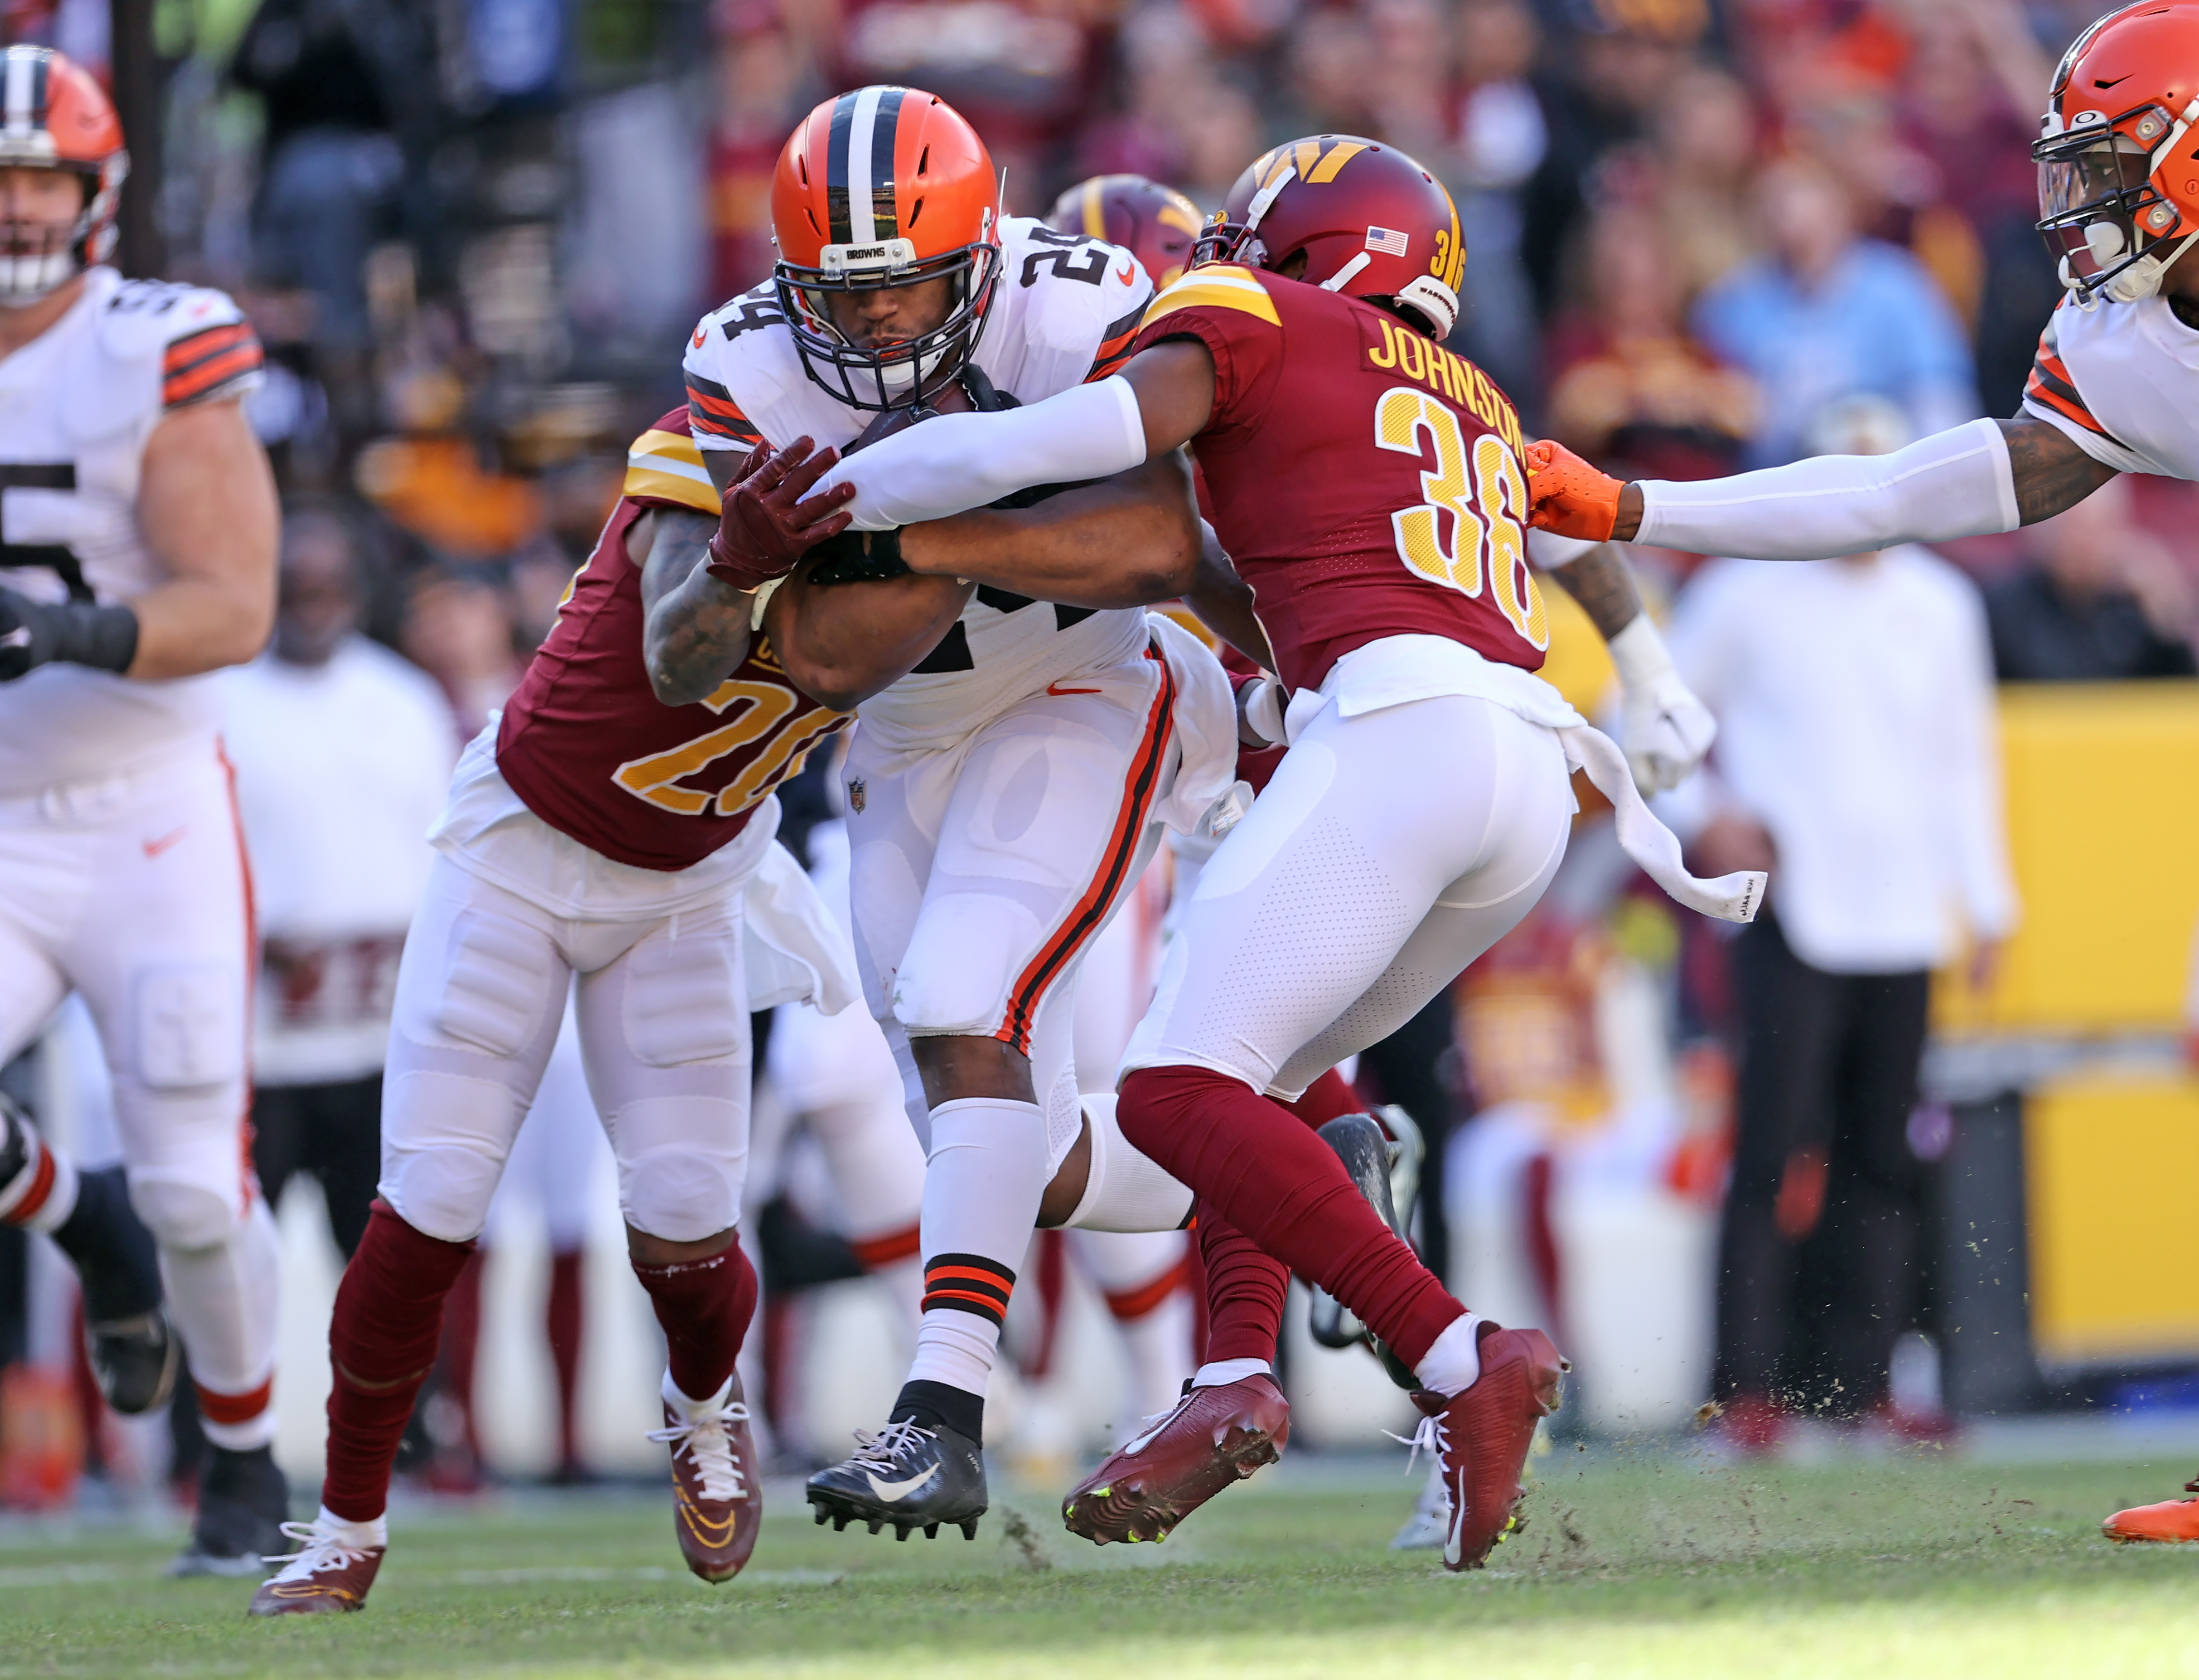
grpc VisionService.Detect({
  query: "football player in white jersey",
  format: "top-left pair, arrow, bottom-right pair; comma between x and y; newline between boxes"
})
1516,1 -> 2199,1542
668,88 -> 1246,1541
0,47 -> 283,1573
1523,2 -> 2199,574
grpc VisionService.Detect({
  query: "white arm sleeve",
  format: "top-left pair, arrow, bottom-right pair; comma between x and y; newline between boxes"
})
813,375 -> 1149,530
1635,418 -> 2021,560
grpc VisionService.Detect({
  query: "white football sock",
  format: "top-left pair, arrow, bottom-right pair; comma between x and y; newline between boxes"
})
1414,1312 -> 1485,1398
1193,1358 -> 1273,1388
903,1097 -> 1049,1400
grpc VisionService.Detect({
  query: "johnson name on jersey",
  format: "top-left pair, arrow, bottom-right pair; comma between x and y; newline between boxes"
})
494,411 -> 852,873
680,219 -> 1152,734
2021,294 -> 2199,482
0,267 -> 265,792
1128,262 -> 1548,696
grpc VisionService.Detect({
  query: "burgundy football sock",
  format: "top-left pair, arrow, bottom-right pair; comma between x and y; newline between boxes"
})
632,1241 -> 759,1403
322,1201 -> 477,1523
436,1250 -> 485,1465
546,1247 -> 585,1471
1194,1201 -> 1288,1364
1120,1066 -> 1463,1371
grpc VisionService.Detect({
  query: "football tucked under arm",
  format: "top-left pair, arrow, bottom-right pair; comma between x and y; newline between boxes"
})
810,376 -> 1148,530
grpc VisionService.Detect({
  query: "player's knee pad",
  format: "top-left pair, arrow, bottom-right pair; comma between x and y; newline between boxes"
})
620,919 -> 746,1068
427,912 -> 560,1058
612,1091 -> 747,1241
125,1170 -> 240,1252
892,904 -> 1027,1038
132,962 -> 245,1089
380,1145 -> 505,1245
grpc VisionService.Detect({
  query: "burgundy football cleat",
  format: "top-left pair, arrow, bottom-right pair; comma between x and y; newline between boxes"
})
1062,1372 -> 1290,1545
648,1376 -> 762,1582
1404,1322 -> 1567,1571
247,1519 -> 385,1616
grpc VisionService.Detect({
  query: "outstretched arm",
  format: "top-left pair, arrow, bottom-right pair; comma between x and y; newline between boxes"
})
1528,415 -> 2115,558
811,341 -> 1220,529
1186,524 -> 1274,670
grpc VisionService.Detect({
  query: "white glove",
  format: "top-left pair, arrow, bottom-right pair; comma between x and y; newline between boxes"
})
1238,675 -> 1286,748
1607,615 -> 1715,795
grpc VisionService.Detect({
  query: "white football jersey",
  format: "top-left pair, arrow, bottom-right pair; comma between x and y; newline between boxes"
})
0,266 -> 264,793
2019,293 -> 2199,481
682,217 -> 1155,740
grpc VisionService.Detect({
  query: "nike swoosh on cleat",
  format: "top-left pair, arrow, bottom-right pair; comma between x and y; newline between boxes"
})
866,1466 -> 940,1502
1443,1471 -> 1465,1568
1120,1399 -> 1191,1455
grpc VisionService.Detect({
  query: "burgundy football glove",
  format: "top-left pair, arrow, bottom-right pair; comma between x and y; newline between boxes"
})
705,437 -> 856,593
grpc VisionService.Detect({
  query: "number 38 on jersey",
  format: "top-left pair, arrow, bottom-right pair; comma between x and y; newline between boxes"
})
1365,316 -> 1547,652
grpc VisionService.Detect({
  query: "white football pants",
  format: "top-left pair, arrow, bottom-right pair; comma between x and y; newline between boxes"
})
1125,693 -> 1575,1098
379,854 -> 751,1247
0,744 -> 279,1444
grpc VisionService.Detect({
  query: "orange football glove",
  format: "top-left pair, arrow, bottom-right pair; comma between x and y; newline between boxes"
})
1522,439 -> 1623,543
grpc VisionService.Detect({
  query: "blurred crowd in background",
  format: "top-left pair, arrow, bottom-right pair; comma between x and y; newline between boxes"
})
2,0 -> 2196,1499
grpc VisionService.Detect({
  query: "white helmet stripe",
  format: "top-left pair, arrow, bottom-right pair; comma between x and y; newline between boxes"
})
847,84 -> 886,246
4,50 -> 35,139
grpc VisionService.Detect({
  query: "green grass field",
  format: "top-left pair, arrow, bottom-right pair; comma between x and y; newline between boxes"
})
1,1446 -> 2195,1679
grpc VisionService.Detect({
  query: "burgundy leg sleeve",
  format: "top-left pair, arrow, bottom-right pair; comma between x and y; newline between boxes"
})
1285,1069 -> 1367,1129
546,1247 -> 586,1471
632,1242 -> 759,1403
1120,1066 -> 1463,1371
1194,1201 -> 1288,1364
322,1202 -> 477,1522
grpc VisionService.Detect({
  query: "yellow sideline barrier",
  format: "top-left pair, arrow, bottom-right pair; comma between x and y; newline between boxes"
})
1935,681 -> 2199,1034
2027,1073 -> 2199,1364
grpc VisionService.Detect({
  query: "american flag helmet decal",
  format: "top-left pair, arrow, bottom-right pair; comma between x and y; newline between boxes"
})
1364,226 -> 1410,256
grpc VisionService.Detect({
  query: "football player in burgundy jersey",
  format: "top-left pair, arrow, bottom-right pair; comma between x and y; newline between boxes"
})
253,418 -> 891,1614
807,137 -> 1760,1568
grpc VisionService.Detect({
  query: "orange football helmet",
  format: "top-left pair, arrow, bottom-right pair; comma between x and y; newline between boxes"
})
1046,173 -> 1202,288
1191,137 -> 1465,338
2035,1 -> 2199,304
0,46 -> 127,305
771,86 -> 1001,410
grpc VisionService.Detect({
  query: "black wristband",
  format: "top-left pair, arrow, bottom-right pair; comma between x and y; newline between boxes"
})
805,526 -> 909,586
55,602 -> 139,673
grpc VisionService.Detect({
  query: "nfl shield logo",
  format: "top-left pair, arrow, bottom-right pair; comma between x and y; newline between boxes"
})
848,777 -> 866,815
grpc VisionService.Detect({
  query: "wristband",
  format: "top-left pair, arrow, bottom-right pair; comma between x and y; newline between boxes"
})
748,575 -> 784,632
1605,614 -> 1674,690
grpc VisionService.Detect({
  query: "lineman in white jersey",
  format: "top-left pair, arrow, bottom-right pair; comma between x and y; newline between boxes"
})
0,48 -> 284,1575
1522,2 -> 2199,573
669,87 -> 1240,1539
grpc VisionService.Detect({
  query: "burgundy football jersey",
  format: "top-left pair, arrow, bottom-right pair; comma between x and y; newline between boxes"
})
1129,264 -> 1550,695
495,410 -> 850,873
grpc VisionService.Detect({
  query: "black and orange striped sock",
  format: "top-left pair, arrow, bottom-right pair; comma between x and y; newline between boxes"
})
919,1252 -> 1017,1325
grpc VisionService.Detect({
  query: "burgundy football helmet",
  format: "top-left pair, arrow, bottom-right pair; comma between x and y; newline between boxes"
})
1045,173 -> 1204,288
1192,137 -> 1464,337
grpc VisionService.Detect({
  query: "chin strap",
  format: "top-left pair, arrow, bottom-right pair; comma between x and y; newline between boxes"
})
2103,226 -> 2199,304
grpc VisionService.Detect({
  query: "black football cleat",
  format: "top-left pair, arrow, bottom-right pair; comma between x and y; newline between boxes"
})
171,1444 -> 290,1577
86,1308 -> 180,1417
805,1419 -> 987,1541
1308,1113 -> 1420,1389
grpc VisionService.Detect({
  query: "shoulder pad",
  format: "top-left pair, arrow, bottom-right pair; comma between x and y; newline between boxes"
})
98,279 -> 247,362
